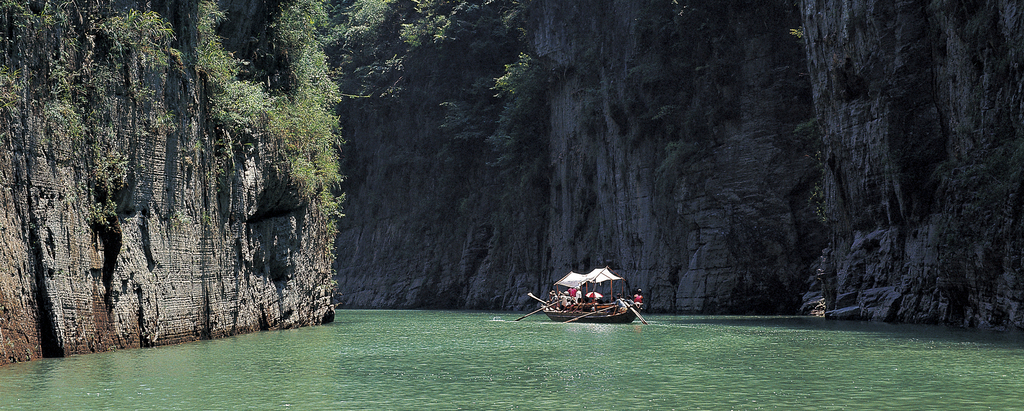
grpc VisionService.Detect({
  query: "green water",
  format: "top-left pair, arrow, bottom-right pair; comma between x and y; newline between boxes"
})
2,311 -> 1024,410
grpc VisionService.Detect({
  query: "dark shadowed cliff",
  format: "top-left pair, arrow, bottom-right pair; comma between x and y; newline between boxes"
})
333,0 -> 826,313
334,0 -> 1024,330
803,0 -> 1024,328
0,0 -> 341,365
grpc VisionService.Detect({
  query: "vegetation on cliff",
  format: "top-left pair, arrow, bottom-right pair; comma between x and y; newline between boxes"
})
331,0 -> 536,230
0,0 -> 344,231
0,0 -> 343,364
200,0 -> 345,232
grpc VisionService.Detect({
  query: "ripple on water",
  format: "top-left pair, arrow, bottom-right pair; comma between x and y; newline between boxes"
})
2,312 -> 1024,410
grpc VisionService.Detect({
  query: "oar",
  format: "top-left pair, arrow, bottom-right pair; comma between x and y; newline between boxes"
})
526,292 -> 547,304
563,306 -> 613,324
629,306 -> 648,325
514,301 -> 556,321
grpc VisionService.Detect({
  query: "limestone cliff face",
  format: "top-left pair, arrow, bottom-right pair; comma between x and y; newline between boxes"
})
0,0 -> 334,365
334,0 -> 826,313
802,0 -> 1024,327
533,0 -> 824,313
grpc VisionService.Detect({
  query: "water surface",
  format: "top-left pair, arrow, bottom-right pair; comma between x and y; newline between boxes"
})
2,311 -> 1023,410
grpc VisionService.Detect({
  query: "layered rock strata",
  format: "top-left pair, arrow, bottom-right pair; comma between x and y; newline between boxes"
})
0,0 -> 334,366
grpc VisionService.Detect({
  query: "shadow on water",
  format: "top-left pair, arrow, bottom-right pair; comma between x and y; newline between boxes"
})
652,314 -> 1024,348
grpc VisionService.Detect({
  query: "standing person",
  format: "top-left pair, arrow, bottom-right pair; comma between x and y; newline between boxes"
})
568,286 -> 578,303
633,289 -> 643,309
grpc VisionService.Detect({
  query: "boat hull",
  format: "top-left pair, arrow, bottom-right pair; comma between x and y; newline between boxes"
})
543,307 -> 637,323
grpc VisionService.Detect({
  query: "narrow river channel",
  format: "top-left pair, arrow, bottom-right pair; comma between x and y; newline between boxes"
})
2,310 -> 1023,410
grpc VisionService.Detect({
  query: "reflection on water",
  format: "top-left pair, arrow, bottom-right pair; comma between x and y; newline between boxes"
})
2,311 -> 1024,410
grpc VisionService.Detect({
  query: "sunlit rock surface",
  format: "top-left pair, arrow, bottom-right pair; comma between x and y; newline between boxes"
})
0,0 -> 334,366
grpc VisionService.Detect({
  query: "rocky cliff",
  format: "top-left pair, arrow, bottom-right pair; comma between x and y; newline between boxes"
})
0,0 -> 337,365
333,0 -> 826,313
802,0 -> 1024,328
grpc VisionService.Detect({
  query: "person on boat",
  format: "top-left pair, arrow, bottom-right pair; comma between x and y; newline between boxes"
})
615,298 -> 630,313
633,289 -> 643,309
568,286 -> 578,303
560,291 -> 571,310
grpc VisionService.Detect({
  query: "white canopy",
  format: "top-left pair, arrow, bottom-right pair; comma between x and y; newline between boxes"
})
554,267 -> 623,288
554,272 -> 589,289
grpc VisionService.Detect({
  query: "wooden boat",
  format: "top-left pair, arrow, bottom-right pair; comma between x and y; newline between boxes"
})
534,267 -> 645,324
543,301 -> 638,323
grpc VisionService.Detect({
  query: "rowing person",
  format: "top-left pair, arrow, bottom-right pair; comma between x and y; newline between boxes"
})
633,289 -> 643,309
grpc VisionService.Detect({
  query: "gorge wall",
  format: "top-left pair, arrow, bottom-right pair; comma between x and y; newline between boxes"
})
0,0 -> 337,366
803,0 -> 1024,328
534,1 -> 825,314
333,0 -> 827,313
335,0 -> 1024,330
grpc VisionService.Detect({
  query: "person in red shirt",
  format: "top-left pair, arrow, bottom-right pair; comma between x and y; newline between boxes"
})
633,289 -> 643,308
